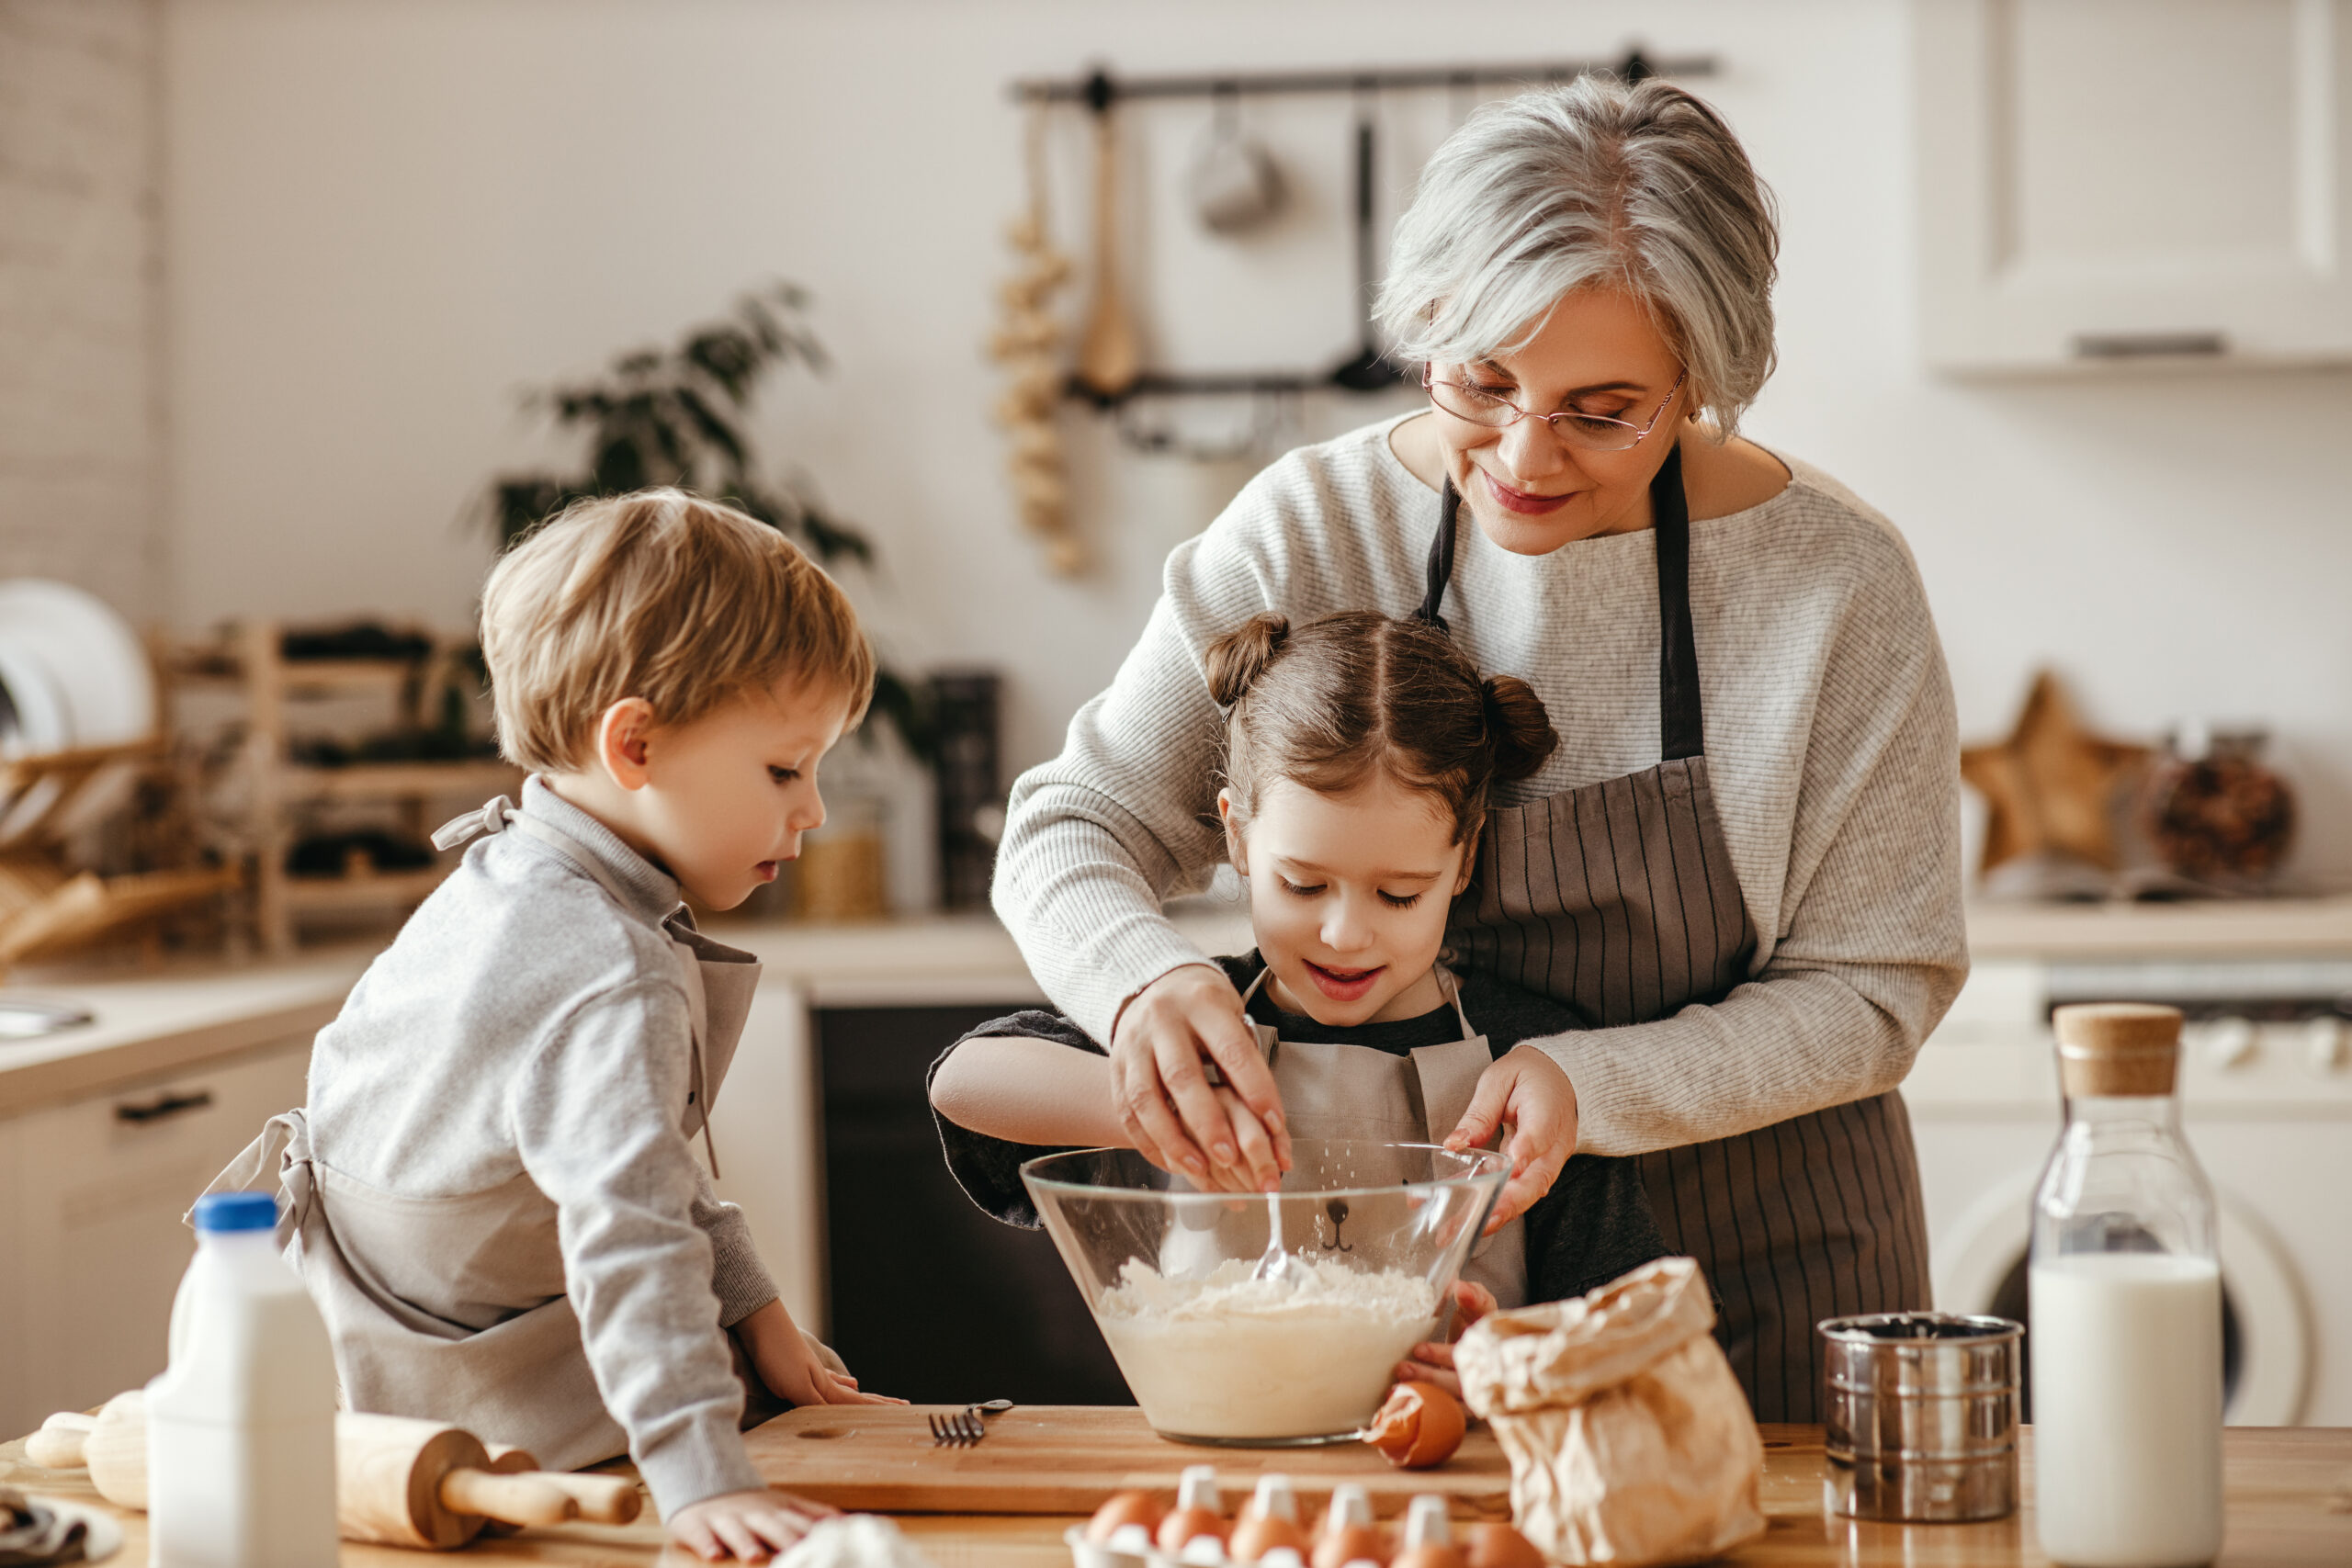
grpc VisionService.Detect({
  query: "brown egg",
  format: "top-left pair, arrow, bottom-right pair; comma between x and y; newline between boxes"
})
1363,1382 -> 1468,1470
1312,1523 -> 1391,1568
1460,1523 -> 1544,1568
1089,1491 -> 1170,1545
1228,1514 -> 1311,1563
1391,1547 -> 1466,1568
1158,1506 -> 1230,1555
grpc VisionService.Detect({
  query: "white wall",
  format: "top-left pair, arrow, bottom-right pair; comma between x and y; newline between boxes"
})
0,0 -> 162,622
158,0 -> 2352,885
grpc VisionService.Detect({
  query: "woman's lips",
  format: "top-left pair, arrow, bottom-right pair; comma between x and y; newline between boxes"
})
1305,960 -> 1384,1001
1483,470 -> 1577,515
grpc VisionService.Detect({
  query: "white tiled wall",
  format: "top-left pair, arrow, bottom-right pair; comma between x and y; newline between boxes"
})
0,0 -> 162,625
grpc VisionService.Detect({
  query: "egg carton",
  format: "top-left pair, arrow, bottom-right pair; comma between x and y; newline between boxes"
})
1067,1471 -> 1460,1568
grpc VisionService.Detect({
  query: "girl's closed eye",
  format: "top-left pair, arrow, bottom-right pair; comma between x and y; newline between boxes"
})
1278,877 -> 1325,898
1379,889 -> 1423,908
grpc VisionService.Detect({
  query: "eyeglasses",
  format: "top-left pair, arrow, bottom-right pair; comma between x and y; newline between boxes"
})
1422,366 -> 1688,453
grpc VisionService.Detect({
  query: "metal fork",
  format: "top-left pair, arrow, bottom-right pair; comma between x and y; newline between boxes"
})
927,1400 -> 1012,1447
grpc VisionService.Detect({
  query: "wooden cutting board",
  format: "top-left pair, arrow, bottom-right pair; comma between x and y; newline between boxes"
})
742,1405 -> 1512,1517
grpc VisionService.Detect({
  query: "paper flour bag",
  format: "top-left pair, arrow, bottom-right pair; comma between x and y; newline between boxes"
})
1454,1258 -> 1765,1566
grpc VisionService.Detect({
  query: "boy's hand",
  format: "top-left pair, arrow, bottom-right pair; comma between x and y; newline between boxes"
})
668,1487 -> 832,1562
738,1299 -> 903,1408
1392,1280 -> 1499,1402
1445,1045 -> 1578,1234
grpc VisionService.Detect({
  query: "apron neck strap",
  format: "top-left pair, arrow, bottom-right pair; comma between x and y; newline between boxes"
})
1416,478 -> 1463,630
1652,444 -> 1703,761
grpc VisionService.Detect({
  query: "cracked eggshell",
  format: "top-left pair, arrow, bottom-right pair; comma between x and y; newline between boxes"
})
1364,1382 -> 1467,1470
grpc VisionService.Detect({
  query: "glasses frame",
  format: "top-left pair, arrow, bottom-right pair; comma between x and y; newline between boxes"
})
1421,365 -> 1689,452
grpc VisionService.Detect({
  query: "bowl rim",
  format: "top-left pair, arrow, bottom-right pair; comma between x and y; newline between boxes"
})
1018,1136 -> 1509,1203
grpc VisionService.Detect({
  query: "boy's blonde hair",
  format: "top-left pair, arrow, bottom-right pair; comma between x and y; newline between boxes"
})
481,488 -> 875,773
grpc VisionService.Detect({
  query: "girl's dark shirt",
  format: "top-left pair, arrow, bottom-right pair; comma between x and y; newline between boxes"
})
927,953 -> 1671,1306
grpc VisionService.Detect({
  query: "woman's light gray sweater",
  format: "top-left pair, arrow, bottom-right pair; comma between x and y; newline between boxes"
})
993,417 -> 1969,1156
303,777 -> 775,1515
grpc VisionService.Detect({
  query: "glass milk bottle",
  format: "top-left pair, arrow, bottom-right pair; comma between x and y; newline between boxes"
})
147,1191 -> 340,1568
2030,1004 -> 2223,1567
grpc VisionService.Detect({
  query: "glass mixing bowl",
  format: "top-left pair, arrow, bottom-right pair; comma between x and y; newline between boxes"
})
1023,1139 -> 1507,1446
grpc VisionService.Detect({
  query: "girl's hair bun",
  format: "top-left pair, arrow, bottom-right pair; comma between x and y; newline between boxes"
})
1204,612 -> 1292,707
1482,674 -> 1559,782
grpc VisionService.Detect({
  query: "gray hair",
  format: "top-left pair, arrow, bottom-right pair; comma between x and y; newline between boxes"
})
1374,77 -> 1780,436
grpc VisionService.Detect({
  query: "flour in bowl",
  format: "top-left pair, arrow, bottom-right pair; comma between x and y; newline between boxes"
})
1094,1256 -> 1441,1439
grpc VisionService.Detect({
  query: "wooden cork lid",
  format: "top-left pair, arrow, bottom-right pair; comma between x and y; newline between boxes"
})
2052,1002 -> 2182,1097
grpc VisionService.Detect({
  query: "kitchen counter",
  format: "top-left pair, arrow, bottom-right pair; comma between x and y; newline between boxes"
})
1,1421 -> 2345,1564
7,892 -> 2343,1119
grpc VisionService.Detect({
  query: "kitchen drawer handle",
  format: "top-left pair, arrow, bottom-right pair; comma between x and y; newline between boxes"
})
2071,331 -> 2227,359
115,1089 -> 214,1124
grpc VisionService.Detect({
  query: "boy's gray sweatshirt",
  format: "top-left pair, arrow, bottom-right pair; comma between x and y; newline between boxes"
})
302,776 -> 775,1514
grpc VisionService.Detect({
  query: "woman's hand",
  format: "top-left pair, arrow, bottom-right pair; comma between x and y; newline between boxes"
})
1109,964 -> 1292,1190
738,1299 -> 902,1408
1447,1045 -> 1579,1234
1393,1280 -> 1500,1401
667,1487 -> 833,1562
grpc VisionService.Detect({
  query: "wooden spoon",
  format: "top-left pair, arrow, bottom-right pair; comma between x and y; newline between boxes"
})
1076,101 -> 1142,398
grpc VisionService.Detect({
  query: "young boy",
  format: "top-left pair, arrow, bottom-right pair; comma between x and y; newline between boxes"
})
207,489 -> 888,1562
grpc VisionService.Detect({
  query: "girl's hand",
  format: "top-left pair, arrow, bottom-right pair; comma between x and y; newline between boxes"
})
739,1299 -> 903,1408
668,1487 -> 833,1562
1446,1045 -> 1578,1234
1109,964 -> 1292,1189
1392,1280 -> 1500,1401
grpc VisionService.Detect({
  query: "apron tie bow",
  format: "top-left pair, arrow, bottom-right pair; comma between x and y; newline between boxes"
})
431,795 -> 516,852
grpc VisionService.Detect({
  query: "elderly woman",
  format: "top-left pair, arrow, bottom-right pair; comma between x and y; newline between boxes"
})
992,78 -> 1965,1421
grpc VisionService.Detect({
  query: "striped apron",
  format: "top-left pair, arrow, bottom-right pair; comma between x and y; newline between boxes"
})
1420,446 -> 1931,1422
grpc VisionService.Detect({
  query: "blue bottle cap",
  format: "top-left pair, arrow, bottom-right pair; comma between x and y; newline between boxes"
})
193,1191 -> 278,1234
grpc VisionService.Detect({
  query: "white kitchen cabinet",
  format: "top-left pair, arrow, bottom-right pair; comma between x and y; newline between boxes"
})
1915,0 -> 2352,370
0,1035 -> 311,1438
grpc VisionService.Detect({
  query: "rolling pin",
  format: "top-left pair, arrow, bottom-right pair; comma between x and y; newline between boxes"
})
27,1394 -> 641,1548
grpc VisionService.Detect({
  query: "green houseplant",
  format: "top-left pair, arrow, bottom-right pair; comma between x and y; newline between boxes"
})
485,284 -> 931,757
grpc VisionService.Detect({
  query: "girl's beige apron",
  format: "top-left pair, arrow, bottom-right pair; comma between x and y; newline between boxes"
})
1237,967 -> 1528,1307
204,799 -> 771,1469
1419,448 -> 1931,1422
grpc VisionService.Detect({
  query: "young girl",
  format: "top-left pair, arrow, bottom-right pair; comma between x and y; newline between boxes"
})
929,611 -> 1668,1376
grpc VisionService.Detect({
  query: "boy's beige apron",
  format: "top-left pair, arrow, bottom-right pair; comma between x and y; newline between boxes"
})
206,799 -> 777,1470
1236,967 -> 1527,1307
1419,448 -> 1930,1422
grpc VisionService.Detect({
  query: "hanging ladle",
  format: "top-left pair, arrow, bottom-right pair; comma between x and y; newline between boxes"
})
1329,92 -> 1404,391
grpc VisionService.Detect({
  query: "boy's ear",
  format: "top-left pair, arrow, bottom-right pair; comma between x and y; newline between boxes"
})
595,697 -> 659,790
1216,788 -> 1247,873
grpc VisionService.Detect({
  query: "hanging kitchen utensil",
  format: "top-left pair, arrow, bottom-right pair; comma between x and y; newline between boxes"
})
1330,95 -> 1403,391
1074,75 -> 1143,400
1189,84 -> 1284,236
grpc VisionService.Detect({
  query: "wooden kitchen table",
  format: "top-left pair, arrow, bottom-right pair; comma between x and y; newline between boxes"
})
4,1415 -> 2347,1565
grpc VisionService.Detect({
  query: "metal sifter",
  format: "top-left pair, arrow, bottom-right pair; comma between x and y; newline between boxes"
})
1820,1311 -> 2023,1522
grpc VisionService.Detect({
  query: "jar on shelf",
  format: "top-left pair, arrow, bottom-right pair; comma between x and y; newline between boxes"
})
2140,722 -> 2295,886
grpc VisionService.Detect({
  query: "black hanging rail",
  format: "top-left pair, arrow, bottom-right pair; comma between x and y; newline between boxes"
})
1023,46 -> 1721,411
1011,48 -> 1717,106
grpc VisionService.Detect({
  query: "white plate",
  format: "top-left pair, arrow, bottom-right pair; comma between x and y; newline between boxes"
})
0,631 -> 72,757
0,580 -> 156,747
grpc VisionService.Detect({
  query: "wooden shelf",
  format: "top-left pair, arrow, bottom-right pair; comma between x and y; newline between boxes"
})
282,866 -> 448,910
175,656 -> 417,694
285,760 -> 520,803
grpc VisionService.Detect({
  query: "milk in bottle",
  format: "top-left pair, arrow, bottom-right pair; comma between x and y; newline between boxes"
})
2029,1003 -> 2222,1567
146,1190 -> 339,1568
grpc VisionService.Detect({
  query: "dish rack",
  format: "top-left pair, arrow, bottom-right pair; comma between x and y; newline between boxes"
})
0,741 -> 241,977
171,621 -> 519,953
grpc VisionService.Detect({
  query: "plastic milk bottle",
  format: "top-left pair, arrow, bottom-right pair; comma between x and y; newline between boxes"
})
145,1190 -> 339,1567
2030,1004 -> 2223,1567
